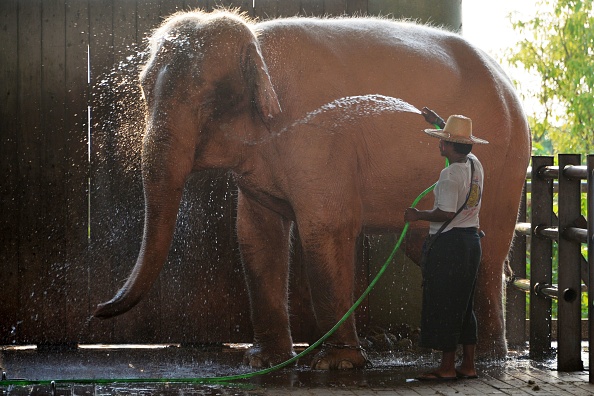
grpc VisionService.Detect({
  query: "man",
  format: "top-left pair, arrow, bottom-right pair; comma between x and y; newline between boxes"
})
404,114 -> 488,381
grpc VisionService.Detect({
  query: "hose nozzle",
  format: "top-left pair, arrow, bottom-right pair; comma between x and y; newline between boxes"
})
421,107 -> 445,129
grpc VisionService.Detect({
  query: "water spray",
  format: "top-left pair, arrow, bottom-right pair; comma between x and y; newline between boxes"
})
0,106 -> 447,389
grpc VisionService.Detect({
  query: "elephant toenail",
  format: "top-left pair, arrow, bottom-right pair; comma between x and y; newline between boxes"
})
314,359 -> 330,370
249,357 -> 264,368
338,360 -> 354,369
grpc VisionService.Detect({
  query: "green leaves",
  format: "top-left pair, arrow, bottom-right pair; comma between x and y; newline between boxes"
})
506,0 -> 594,155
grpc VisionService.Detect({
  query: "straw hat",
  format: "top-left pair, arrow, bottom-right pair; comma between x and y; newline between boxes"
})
424,114 -> 489,145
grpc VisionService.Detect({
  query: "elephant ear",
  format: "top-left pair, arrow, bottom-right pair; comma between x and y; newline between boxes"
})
243,42 -> 282,125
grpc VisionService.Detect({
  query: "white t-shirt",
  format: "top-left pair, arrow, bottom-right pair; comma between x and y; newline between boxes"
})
429,153 -> 484,235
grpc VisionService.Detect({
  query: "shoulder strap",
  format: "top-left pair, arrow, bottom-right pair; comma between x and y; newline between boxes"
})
433,159 -> 475,236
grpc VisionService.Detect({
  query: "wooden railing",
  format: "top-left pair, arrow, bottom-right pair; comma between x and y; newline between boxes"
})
506,154 -> 594,381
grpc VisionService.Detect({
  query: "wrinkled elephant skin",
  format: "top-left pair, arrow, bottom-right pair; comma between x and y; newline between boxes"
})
94,10 -> 531,369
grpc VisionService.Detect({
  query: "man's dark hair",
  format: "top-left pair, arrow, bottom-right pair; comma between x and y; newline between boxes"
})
452,142 -> 473,155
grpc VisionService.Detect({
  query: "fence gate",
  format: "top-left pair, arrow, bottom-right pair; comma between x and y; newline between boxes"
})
507,154 -> 594,378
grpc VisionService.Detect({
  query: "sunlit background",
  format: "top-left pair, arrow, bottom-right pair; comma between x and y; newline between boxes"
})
462,1 -> 540,116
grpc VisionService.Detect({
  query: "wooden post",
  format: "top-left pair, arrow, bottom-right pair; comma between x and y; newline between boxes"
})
530,156 -> 554,358
557,154 -> 584,371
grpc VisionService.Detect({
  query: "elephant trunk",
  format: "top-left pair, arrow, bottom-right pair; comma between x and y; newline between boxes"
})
93,201 -> 181,319
94,123 -> 194,319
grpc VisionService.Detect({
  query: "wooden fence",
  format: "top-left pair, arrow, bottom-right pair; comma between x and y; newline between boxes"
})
506,155 -> 594,380
0,0 -> 460,346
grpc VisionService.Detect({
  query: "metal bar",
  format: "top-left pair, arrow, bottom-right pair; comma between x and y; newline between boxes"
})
537,284 -> 558,299
525,181 -> 589,193
536,283 -> 580,301
563,227 -> 588,244
515,223 -> 587,243
530,156 -> 554,359
539,165 -> 559,179
511,277 -> 531,292
557,154 -> 584,371
564,165 -> 588,180
535,225 -> 559,240
537,165 -> 588,181
515,222 -> 531,236
511,277 -> 587,298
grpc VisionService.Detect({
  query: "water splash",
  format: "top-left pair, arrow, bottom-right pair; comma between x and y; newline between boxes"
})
245,94 -> 421,145
93,47 -> 147,176
303,94 -> 421,120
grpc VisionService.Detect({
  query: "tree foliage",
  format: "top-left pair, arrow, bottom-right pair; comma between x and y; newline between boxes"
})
506,0 -> 594,155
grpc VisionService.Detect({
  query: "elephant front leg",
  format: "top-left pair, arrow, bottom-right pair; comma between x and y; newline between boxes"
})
300,219 -> 369,370
237,192 -> 295,368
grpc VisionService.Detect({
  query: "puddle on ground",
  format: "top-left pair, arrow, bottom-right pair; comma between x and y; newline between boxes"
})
0,342 -> 588,395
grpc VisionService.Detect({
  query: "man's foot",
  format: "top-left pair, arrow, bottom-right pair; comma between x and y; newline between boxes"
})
455,369 -> 478,379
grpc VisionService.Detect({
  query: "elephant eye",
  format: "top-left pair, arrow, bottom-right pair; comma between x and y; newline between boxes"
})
209,77 -> 245,118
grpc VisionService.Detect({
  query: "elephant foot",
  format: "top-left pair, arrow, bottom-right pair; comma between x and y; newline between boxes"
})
310,343 -> 370,370
243,344 -> 297,368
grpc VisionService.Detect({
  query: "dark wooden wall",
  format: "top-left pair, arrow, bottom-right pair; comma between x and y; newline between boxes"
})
0,0 -> 460,345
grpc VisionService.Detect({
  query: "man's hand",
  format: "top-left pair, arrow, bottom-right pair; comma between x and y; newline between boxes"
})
404,207 -> 420,223
405,207 -> 456,223
421,107 -> 445,129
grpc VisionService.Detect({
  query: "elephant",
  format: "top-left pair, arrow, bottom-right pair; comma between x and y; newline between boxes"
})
94,9 -> 531,370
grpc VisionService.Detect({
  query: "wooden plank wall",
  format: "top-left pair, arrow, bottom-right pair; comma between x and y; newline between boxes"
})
0,0 -> 459,345
0,0 -> 89,345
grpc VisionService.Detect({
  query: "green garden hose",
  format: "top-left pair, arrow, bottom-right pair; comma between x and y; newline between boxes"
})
0,119 -> 446,387
0,180 -> 439,388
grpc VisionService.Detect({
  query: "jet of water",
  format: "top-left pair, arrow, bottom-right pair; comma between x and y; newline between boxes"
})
242,94 -> 421,145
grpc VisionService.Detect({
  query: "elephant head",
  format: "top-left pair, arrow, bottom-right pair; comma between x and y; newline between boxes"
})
94,10 -> 281,319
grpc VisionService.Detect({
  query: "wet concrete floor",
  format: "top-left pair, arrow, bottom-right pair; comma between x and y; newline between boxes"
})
0,343 -> 592,395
